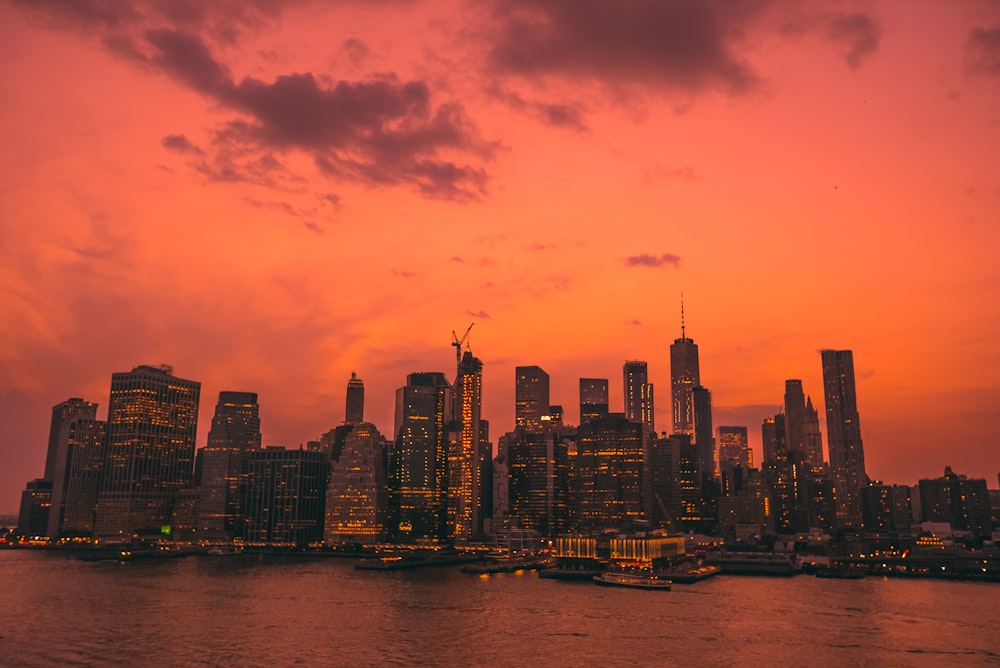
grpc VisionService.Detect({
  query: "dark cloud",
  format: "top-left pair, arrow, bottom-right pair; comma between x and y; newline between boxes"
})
161,134 -> 204,154
828,13 -> 880,70
965,26 -> 1000,76
465,310 -> 491,319
627,319 -> 643,326
625,253 -> 682,268
16,2 -> 494,202
487,0 -> 764,94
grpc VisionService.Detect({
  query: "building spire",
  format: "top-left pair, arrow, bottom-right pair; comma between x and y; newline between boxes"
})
680,292 -> 686,341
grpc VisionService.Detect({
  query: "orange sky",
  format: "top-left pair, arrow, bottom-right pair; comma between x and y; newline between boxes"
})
2,0 -> 999,512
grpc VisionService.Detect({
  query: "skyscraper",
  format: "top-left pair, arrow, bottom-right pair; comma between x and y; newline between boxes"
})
515,366 -> 550,432
821,349 -> 868,526
717,426 -> 750,472
243,446 -> 327,547
345,372 -> 365,424
94,365 -> 200,541
197,391 -> 261,541
391,372 -> 453,542
576,414 -> 644,531
623,360 -> 654,434
450,349 -> 484,540
579,378 -> 609,424
692,385 -> 714,479
670,305 -> 700,436
44,398 -> 98,538
324,422 -> 388,544
783,380 -> 806,458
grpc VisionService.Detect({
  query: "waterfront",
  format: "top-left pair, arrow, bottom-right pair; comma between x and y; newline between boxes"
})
2,551 -> 998,666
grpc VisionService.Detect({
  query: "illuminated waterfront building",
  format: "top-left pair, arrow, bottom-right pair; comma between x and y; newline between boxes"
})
449,350 -> 484,540
515,366 -> 549,432
243,446 -> 327,547
861,483 -> 914,534
575,414 -> 643,531
197,391 -> 261,542
345,372 -> 365,424
16,479 -> 52,538
390,372 -> 453,543
623,360 -> 654,434
93,365 -> 200,541
43,398 -> 99,538
918,467 -> 992,538
324,422 -> 388,544
821,349 -> 868,526
579,378 -> 609,424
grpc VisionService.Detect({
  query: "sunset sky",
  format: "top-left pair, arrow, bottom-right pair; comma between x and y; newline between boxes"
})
2,0 -> 999,513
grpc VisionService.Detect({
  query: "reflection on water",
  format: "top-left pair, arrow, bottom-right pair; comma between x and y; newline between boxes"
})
1,550 -> 998,666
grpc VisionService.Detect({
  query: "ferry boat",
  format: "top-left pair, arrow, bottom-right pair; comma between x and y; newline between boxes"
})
593,571 -> 672,590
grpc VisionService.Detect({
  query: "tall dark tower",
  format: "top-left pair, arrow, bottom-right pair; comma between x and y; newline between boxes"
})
345,372 -> 365,423
783,380 -> 806,458
623,360 -> 654,434
821,349 -> 868,526
670,299 -> 700,436
94,365 -> 200,541
45,398 -> 99,537
391,372 -> 453,542
692,386 -> 714,479
515,366 -> 550,432
198,391 -> 261,542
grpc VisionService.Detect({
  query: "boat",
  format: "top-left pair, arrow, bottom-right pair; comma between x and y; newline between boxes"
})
593,571 -> 672,590
206,546 -> 243,556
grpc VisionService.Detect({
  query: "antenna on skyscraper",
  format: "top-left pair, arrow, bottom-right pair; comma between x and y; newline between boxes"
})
680,292 -> 686,341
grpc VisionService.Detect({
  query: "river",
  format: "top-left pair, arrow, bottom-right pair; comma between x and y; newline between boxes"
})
1,550 -> 998,666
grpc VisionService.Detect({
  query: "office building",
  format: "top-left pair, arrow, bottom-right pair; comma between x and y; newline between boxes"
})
669,311 -> 700,436
390,372 -> 453,543
94,365 -> 200,541
623,360 -> 654,434
515,366 -> 549,432
504,428 -> 572,537
579,378 -> 609,424
325,422 -> 388,544
197,391 -> 261,542
450,350 -> 484,540
44,398 -> 99,538
575,414 -> 643,531
821,349 -> 868,526
345,372 -> 365,423
243,446 -> 328,547
59,419 -> 107,537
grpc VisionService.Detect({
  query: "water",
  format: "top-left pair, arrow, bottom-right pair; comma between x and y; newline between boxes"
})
2,550 -> 998,666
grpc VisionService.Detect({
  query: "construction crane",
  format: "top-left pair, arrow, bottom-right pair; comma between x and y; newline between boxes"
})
451,323 -> 474,370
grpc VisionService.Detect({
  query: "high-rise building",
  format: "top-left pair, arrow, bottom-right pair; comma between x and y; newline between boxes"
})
821,349 -> 868,526
575,414 -> 644,531
692,386 -> 714,479
94,365 -> 200,541
783,380 -> 806,457
669,308 -> 700,436
579,378 -> 609,424
243,446 -> 328,547
504,428 -> 572,537
390,372 -> 453,543
918,467 -> 992,538
450,350 -> 484,540
44,398 -> 99,538
324,422 -> 388,544
345,372 -> 365,424
59,419 -> 107,537
623,360 -> 654,434
717,426 -> 750,474
515,366 -> 549,432
802,397 -> 824,467
197,391 -> 261,542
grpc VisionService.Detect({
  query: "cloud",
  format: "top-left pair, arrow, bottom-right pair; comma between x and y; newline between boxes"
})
16,2 -> 495,202
465,310 -> 491,319
627,319 -> 643,326
486,0 -> 763,94
625,253 -> 682,268
828,13 -> 880,70
161,134 -> 204,154
965,26 -> 1000,77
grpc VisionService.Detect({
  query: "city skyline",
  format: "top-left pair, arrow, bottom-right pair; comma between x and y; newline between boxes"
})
2,1 -> 999,512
